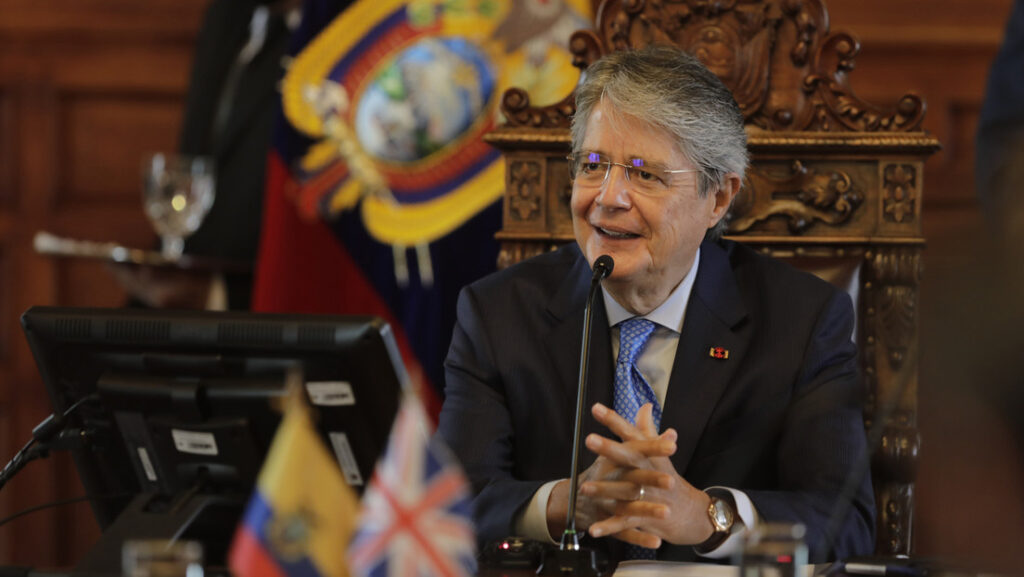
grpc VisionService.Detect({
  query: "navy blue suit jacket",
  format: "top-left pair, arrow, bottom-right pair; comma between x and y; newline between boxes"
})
438,240 -> 875,563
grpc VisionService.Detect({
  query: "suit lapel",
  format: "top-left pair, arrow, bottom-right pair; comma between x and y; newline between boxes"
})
179,5 -> 248,156
542,248 -> 615,447
214,14 -> 289,158
660,241 -> 750,470
539,242 -> 751,471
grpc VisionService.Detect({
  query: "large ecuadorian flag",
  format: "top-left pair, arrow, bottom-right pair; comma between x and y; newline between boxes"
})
253,0 -> 592,416
281,0 -> 590,238
229,388 -> 360,577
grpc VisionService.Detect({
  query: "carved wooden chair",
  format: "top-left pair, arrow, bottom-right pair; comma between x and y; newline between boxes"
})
485,0 -> 939,556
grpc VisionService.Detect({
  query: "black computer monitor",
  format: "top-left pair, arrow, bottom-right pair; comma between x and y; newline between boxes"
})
20,306 -> 409,571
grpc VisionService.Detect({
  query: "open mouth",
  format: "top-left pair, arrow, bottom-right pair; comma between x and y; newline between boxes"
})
595,225 -> 640,240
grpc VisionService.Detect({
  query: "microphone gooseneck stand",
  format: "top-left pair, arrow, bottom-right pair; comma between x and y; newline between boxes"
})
0,394 -> 97,492
538,255 -> 613,577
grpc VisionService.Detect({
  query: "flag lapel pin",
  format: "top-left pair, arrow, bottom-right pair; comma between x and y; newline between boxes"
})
709,347 -> 729,360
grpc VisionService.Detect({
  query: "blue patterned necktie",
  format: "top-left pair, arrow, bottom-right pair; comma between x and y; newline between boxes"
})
612,317 -> 660,560
614,318 -> 662,429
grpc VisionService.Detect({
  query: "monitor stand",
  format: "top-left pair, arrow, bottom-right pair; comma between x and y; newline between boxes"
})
75,491 -> 244,575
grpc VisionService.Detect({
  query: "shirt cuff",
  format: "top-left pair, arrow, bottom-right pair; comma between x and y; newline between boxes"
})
514,479 -> 562,545
694,486 -> 760,559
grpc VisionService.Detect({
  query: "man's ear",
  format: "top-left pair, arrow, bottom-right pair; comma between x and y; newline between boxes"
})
708,172 -> 742,226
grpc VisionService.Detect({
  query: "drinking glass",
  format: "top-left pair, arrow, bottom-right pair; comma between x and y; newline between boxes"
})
122,539 -> 203,577
142,153 -> 215,260
738,523 -> 808,577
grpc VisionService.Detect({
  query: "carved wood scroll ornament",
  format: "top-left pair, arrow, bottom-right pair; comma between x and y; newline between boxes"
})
729,160 -> 862,234
502,0 -> 925,133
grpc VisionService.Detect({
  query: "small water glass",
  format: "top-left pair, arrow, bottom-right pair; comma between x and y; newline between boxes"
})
142,153 -> 215,260
123,539 -> 203,577
738,523 -> 809,577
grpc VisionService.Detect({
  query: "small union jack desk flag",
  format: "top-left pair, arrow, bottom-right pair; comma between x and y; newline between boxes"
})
709,347 -> 730,360
348,392 -> 476,577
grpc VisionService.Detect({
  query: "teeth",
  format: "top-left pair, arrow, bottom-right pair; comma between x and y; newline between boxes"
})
599,227 -> 634,239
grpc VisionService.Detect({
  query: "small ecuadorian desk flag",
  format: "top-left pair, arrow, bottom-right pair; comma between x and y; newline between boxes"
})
229,380 -> 359,577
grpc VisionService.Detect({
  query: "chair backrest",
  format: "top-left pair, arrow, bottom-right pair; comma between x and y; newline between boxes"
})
485,0 -> 939,556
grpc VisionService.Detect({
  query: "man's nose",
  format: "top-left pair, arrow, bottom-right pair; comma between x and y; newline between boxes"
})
596,164 -> 632,208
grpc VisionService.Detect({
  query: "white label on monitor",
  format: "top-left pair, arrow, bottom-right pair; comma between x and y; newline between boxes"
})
171,429 -> 219,456
137,446 -> 158,482
306,381 -> 355,406
328,432 -> 363,486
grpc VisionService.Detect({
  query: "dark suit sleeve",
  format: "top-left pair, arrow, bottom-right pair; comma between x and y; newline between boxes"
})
745,290 -> 875,561
437,285 -> 546,545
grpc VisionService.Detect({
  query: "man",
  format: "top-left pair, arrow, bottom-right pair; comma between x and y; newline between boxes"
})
110,0 -> 304,310
438,45 -> 874,563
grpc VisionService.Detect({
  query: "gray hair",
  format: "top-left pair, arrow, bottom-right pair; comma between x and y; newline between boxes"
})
571,45 -> 748,239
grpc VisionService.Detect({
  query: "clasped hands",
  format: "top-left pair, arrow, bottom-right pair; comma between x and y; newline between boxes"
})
548,402 -> 713,549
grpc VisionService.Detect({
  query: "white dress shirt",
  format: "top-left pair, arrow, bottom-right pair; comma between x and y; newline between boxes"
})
514,249 -> 760,557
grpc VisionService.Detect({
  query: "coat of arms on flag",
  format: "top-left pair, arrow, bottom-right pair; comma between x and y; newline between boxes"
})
253,0 -> 594,410
229,380 -> 360,577
280,0 -> 591,248
348,393 -> 476,577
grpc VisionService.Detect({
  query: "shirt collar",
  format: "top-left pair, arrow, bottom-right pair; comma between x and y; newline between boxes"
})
602,247 -> 700,333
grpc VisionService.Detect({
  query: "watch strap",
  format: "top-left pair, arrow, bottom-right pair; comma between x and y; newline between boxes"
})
694,490 -> 736,553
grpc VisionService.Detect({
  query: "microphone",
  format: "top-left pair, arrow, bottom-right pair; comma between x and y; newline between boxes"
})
538,255 -> 613,576
591,255 -> 614,281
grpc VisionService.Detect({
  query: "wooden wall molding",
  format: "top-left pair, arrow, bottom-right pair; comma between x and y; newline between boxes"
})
835,25 -> 1004,49
58,92 -> 183,208
0,88 -> 12,208
0,246 -> 8,365
0,0 -> 205,41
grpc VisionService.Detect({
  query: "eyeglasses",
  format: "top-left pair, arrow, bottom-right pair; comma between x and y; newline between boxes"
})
567,151 -> 698,196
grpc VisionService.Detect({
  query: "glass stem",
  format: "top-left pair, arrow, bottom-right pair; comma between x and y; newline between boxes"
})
162,235 -> 185,260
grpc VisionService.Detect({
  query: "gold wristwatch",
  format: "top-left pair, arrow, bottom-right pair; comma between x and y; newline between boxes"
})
695,491 -> 735,552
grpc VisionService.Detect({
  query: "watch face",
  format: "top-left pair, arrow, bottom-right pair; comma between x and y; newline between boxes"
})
712,499 -> 733,530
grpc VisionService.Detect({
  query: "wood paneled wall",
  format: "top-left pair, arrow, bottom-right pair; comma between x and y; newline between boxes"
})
0,0 -> 1014,566
0,0 -> 206,565
828,0 -> 1014,237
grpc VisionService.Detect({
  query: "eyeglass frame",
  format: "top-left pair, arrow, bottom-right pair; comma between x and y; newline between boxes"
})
566,152 -> 699,193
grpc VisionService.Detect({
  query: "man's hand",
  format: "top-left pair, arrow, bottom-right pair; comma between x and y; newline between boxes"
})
545,403 -> 676,542
106,262 -> 214,309
578,403 -> 715,548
